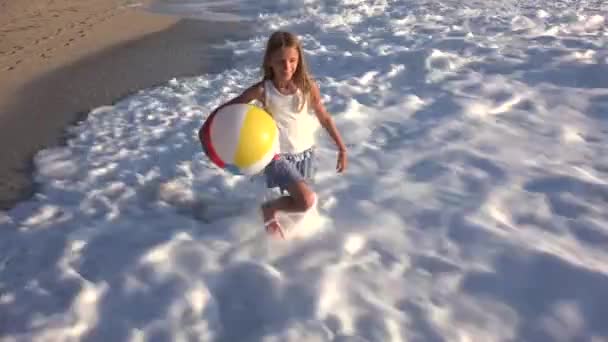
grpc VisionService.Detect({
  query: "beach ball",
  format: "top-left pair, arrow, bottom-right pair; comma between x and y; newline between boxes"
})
199,103 -> 279,175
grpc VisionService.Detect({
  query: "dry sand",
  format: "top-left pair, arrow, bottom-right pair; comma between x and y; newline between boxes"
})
0,0 -> 251,209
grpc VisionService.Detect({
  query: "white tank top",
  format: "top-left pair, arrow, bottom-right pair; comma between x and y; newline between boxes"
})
264,80 -> 319,154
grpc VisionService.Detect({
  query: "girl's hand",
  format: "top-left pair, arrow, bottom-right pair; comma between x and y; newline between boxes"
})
337,150 -> 347,173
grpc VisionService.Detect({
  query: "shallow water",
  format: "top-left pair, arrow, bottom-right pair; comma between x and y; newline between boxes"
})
2,0 -> 608,340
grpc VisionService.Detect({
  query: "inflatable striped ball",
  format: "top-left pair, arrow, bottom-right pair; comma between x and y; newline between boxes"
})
199,103 -> 279,175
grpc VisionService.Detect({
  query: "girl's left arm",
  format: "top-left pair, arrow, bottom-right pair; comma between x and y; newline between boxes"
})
310,82 -> 347,153
310,81 -> 348,172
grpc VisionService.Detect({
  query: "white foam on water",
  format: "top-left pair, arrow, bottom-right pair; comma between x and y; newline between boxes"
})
2,0 -> 608,341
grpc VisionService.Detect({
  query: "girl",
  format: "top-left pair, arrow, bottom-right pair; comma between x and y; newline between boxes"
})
201,31 -> 347,238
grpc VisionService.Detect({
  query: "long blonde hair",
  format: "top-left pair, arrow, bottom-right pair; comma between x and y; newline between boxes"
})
262,31 -> 313,111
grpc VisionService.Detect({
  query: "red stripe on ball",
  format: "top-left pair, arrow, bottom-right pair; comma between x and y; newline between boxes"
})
200,111 -> 225,168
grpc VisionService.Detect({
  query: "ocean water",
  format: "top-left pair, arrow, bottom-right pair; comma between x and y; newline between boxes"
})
1,0 -> 608,341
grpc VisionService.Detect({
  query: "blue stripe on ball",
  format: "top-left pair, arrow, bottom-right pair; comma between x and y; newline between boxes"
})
225,163 -> 243,175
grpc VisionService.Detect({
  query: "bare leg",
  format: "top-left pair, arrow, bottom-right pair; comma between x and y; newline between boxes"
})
262,180 -> 316,237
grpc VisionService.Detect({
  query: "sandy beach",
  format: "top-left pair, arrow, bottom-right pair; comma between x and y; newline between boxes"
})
0,0 -> 250,209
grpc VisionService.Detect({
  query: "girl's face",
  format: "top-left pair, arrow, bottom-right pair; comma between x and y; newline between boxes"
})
269,47 -> 299,82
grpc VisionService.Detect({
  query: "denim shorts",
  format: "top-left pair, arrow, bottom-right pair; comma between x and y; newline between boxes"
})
264,147 -> 316,193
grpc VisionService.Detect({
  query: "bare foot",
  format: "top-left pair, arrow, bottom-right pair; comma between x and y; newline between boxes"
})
262,203 -> 284,238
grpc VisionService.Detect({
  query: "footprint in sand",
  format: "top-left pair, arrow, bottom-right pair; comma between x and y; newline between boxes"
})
34,36 -> 51,44
5,60 -> 22,71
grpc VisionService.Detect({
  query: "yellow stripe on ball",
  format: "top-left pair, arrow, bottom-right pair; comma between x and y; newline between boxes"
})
234,105 -> 277,168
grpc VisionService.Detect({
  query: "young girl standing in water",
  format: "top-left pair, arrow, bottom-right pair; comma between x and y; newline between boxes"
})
201,31 -> 347,238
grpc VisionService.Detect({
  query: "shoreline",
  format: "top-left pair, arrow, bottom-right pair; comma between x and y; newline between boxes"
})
0,1 -> 253,210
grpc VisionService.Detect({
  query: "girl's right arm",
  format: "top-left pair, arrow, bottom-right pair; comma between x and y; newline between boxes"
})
198,81 -> 265,157
208,81 -> 265,115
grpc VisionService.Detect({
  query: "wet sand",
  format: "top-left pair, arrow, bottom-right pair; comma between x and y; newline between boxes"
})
0,0 -> 250,209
